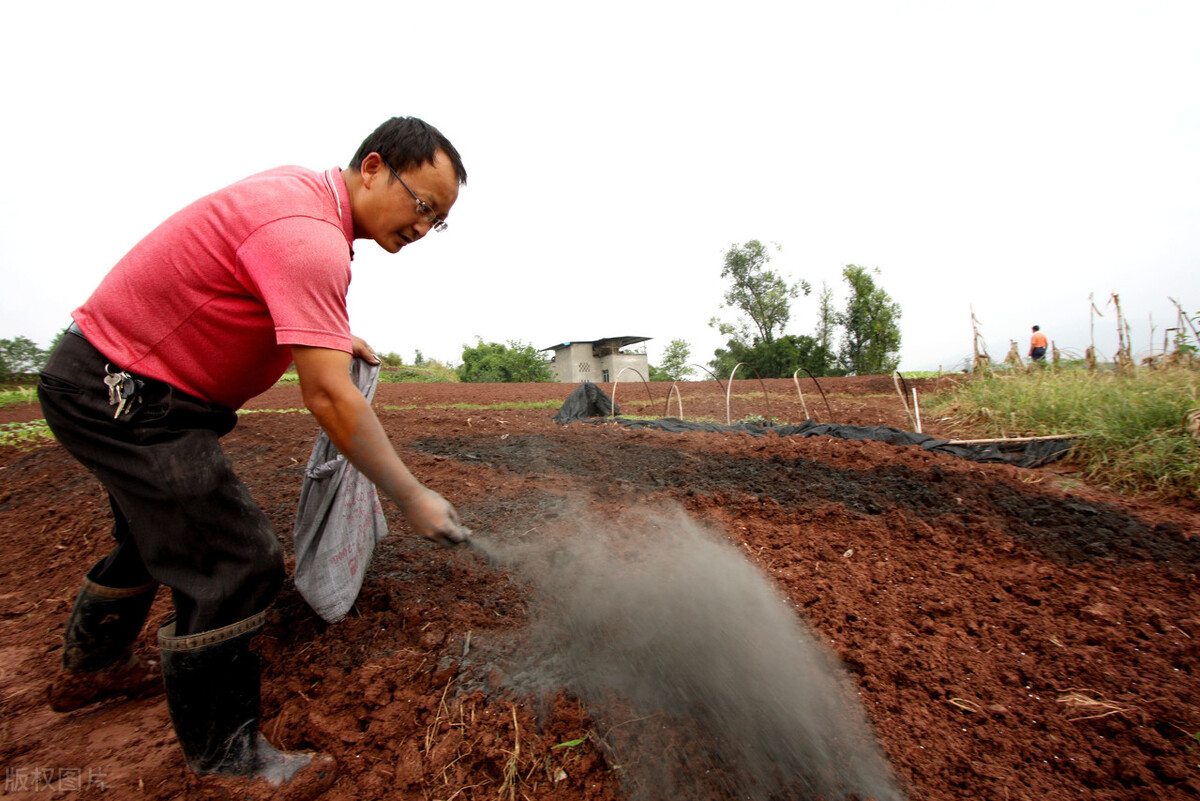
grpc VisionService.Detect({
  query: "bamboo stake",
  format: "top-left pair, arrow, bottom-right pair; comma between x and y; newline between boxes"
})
946,434 -> 1080,445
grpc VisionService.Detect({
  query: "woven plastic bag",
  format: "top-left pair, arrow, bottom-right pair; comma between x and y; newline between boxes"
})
292,358 -> 388,622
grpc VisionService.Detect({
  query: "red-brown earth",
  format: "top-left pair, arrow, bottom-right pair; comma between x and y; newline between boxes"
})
1,376 -> 1197,800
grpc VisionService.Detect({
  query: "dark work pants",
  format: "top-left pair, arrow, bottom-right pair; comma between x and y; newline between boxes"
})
38,330 -> 284,636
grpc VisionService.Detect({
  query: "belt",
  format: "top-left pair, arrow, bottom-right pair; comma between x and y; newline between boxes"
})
67,320 -> 86,338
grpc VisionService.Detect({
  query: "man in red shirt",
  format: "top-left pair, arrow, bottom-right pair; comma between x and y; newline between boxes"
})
1029,325 -> 1049,362
38,117 -> 468,797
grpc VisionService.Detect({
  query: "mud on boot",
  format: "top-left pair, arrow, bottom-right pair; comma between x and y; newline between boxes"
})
159,613 -> 337,800
48,577 -> 160,712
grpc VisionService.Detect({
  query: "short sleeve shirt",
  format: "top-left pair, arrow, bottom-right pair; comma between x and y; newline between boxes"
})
74,167 -> 355,409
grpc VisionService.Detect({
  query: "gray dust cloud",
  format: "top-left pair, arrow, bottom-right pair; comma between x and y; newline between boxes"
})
470,505 -> 904,801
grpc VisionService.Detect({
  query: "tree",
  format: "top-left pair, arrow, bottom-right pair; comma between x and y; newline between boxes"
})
457,338 -> 554,383
709,334 -> 832,379
836,265 -> 902,375
785,282 -> 841,377
815,283 -> 836,353
710,240 -> 811,347
0,336 -> 47,381
653,339 -> 694,381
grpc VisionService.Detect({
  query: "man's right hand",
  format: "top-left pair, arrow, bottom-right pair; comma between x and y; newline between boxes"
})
399,486 -> 471,546
293,345 -> 469,547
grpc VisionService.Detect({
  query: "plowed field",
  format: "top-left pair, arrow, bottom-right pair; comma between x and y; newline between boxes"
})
2,376 -> 1197,800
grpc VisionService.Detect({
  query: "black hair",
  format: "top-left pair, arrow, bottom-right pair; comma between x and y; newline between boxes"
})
1032,325 -> 1040,331
349,117 -> 467,185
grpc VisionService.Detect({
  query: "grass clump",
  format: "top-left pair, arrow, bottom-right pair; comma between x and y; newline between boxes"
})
440,400 -> 560,411
931,365 -> 1200,500
0,386 -> 39,408
378,364 -> 458,383
0,420 -> 53,449
276,362 -> 459,386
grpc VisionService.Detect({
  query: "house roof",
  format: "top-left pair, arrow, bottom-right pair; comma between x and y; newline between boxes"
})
542,336 -> 650,352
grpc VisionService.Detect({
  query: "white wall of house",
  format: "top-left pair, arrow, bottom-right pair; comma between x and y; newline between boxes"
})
547,339 -> 650,383
550,342 -> 597,383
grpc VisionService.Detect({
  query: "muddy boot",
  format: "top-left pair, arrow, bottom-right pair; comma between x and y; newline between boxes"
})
158,613 -> 336,799
48,578 -> 160,712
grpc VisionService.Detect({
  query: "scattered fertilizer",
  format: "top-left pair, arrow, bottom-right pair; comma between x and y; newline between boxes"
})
471,504 -> 904,801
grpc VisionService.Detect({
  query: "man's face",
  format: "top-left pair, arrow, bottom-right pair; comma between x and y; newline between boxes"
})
356,149 -> 460,253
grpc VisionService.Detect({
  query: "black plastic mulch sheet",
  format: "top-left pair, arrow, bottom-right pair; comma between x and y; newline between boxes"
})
551,382 -> 1074,469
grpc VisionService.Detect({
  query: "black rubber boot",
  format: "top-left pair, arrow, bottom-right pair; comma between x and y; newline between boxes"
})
48,577 -> 160,712
158,614 -> 336,797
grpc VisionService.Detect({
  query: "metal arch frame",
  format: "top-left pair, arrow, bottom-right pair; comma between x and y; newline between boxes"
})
609,367 -> 655,419
792,367 -> 832,422
725,363 -> 772,426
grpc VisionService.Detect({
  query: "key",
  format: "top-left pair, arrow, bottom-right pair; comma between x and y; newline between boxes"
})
103,373 -> 123,405
114,393 -> 127,418
117,375 -> 142,417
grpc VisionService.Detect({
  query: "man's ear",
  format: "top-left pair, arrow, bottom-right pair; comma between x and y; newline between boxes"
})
359,152 -> 386,189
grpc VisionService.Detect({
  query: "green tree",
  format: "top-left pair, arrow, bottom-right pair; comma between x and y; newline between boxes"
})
836,265 -> 902,375
814,283 -> 839,368
710,334 -> 833,379
457,338 -> 554,383
815,283 -> 834,350
0,336 -> 47,381
653,339 -> 694,381
710,240 -> 811,347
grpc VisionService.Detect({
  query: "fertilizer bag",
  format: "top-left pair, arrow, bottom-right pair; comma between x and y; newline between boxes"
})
293,358 -> 388,622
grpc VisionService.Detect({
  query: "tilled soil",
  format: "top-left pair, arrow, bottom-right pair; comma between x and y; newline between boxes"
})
1,376 -> 1197,800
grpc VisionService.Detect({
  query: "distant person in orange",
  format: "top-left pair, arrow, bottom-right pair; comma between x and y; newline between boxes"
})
1029,325 -> 1048,362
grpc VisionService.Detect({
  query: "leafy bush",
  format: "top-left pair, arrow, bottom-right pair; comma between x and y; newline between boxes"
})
458,339 -> 553,383
378,363 -> 458,383
710,334 -> 841,379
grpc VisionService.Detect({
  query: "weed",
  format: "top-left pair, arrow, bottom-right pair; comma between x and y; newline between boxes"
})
498,705 -> 521,801
929,365 -> 1200,500
378,364 -> 459,383
551,734 -> 589,749
895,370 -> 945,379
0,386 -> 38,408
0,420 -> 53,449
440,400 -> 560,411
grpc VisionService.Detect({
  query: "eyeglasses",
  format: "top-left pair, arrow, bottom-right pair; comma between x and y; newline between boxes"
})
387,164 -> 448,233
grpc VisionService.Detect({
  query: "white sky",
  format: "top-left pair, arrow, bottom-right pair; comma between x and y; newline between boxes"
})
2,1 -> 1197,373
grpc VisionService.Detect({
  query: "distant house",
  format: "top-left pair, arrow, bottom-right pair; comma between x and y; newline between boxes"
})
542,336 -> 651,383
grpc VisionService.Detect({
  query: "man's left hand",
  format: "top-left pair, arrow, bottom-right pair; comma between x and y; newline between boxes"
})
351,335 -> 381,365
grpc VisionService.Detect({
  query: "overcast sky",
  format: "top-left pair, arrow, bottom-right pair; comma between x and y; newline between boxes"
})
2,2 -> 1196,374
